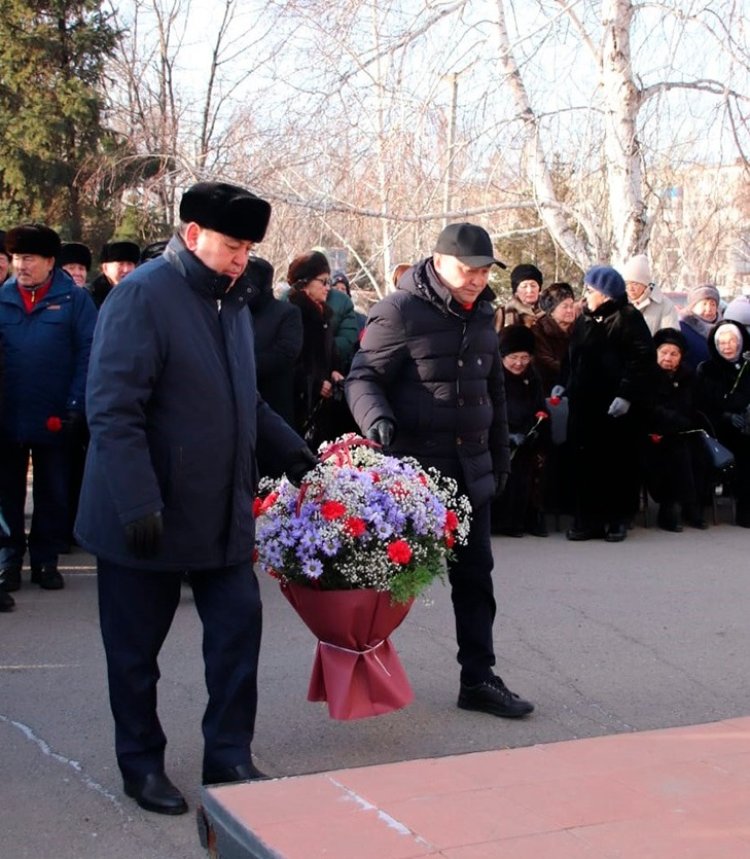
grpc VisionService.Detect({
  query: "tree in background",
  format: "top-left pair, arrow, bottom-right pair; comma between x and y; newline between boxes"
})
0,0 -> 120,238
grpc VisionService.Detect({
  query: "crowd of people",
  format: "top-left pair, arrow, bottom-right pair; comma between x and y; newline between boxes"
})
1,201 -> 748,815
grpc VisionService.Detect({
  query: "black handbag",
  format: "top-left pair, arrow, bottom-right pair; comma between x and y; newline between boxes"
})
697,430 -> 735,473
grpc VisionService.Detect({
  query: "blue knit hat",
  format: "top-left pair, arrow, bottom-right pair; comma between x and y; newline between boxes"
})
584,265 -> 625,300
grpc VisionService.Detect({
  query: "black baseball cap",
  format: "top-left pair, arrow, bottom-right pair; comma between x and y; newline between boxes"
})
433,222 -> 506,269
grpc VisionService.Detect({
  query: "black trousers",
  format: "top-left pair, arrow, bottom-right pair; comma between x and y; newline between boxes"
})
97,558 -> 262,781
447,502 -> 497,684
0,441 -> 69,568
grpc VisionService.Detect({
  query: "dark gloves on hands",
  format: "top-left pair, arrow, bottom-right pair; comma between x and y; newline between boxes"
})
285,446 -> 318,487
494,472 -> 508,496
65,410 -> 87,435
726,412 -> 747,432
366,418 -> 396,448
125,511 -> 163,559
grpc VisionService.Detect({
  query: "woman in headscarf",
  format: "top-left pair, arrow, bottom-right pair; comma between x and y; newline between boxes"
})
679,284 -> 722,370
532,282 -> 578,396
695,320 -> 750,526
645,328 -> 709,531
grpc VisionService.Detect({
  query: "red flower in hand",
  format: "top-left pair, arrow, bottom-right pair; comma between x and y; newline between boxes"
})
46,416 -> 63,433
549,396 -> 561,407
321,500 -> 347,521
344,517 -> 366,538
649,433 -> 663,444
535,411 -> 549,421
387,540 -> 412,565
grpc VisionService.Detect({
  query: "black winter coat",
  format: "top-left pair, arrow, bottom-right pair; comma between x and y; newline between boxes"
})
567,295 -> 655,439
87,273 -> 113,310
75,236 -> 304,570
247,271 -> 302,427
345,257 -> 509,509
288,289 -> 339,444
649,364 -> 699,436
532,314 -> 571,396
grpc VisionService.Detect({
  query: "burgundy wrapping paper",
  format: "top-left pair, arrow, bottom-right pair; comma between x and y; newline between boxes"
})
281,583 -> 414,720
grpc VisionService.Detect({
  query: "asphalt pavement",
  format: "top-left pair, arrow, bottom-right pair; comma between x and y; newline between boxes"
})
2,505 -> 749,858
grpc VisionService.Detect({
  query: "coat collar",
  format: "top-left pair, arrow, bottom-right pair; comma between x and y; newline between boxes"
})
0,267 -> 74,309
164,234 -> 247,304
401,257 -> 495,320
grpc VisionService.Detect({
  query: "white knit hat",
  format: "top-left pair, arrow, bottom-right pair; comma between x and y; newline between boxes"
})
621,254 -> 652,286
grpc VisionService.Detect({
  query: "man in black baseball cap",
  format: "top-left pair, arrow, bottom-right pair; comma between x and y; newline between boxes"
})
346,222 -> 534,722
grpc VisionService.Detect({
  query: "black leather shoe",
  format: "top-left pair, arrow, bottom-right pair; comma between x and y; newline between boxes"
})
657,503 -> 683,533
31,565 -> 64,590
457,676 -> 534,719
605,522 -> 627,542
565,526 -> 605,541
123,772 -> 188,815
0,589 -> 15,612
202,762 -> 270,786
0,566 -> 21,592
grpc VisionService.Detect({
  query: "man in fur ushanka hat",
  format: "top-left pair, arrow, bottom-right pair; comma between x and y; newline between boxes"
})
75,181 -> 316,815
0,224 -> 97,599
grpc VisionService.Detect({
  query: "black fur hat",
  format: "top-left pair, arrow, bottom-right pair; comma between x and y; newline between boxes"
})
539,282 -> 575,314
510,263 -> 543,293
653,327 -> 688,354
499,323 -> 536,356
100,241 -> 141,265
5,224 -> 61,258
59,242 -> 92,270
180,181 -> 271,243
287,251 -> 330,288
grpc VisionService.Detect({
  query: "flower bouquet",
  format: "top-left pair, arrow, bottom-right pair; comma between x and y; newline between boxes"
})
254,433 -> 471,719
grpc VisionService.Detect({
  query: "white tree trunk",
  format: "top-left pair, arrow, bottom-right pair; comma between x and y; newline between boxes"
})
494,0 -> 595,270
600,0 -> 646,263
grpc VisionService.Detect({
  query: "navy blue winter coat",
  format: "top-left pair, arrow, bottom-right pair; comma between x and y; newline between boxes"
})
0,269 -> 96,444
345,257 -> 509,510
75,236 -> 305,570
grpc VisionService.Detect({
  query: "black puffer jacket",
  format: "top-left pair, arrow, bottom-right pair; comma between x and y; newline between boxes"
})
87,273 -> 113,310
345,257 -> 509,509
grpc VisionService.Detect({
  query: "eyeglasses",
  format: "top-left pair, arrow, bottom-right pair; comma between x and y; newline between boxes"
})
311,277 -> 330,287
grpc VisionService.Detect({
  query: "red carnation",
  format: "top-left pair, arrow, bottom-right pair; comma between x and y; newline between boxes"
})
549,396 -> 561,407
535,411 -> 549,421
344,517 -> 366,538
387,540 -> 412,565
321,500 -> 347,520
445,533 -> 455,549
252,497 -> 263,518
445,510 -> 459,532
260,491 -> 279,513
370,472 -> 381,483
46,416 -> 63,433
649,433 -> 663,444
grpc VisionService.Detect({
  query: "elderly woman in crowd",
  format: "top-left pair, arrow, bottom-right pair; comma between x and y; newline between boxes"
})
696,320 -> 750,527
532,282 -> 577,395
491,325 -> 549,537
680,284 -> 722,370
494,263 -> 544,331
286,251 -> 345,448
621,254 -> 680,336
645,328 -> 709,531
564,266 -> 655,542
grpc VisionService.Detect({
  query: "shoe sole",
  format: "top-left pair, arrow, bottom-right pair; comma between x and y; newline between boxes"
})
457,698 -> 534,719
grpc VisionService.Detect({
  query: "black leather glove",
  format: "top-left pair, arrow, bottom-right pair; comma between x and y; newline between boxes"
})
125,511 -> 163,559
65,410 -> 87,437
285,446 -> 318,487
366,418 -> 396,448
494,472 -> 508,496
